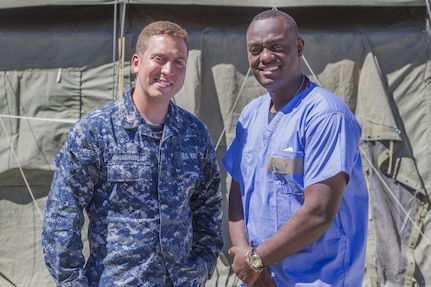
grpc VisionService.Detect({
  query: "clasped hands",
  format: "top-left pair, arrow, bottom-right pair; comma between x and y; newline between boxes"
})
228,245 -> 276,287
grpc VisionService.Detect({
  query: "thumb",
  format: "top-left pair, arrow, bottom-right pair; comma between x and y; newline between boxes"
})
227,246 -> 239,256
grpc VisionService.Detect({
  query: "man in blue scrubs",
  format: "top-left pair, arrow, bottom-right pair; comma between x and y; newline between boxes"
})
223,9 -> 368,287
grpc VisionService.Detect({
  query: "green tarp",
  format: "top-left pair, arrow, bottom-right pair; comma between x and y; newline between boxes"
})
0,2 -> 430,287
0,0 -> 426,9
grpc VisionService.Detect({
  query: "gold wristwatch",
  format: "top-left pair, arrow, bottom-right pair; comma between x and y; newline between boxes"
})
245,247 -> 265,272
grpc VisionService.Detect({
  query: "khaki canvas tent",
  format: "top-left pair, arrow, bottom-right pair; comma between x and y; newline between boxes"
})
0,0 -> 430,286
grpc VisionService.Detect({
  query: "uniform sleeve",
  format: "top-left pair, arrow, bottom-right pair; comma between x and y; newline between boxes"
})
190,136 -> 223,279
222,137 -> 241,182
42,123 -> 99,287
222,118 -> 246,183
304,112 -> 361,187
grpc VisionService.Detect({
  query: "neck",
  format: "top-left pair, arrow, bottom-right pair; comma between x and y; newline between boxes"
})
132,93 -> 169,125
141,107 -> 168,125
270,75 -> 305,112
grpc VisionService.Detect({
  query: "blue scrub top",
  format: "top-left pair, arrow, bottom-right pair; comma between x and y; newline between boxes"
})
223,82 -> 368,286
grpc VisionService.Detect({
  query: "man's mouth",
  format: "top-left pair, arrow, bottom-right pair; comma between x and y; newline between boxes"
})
155,79 -> 172,87
261,66 -> 280,72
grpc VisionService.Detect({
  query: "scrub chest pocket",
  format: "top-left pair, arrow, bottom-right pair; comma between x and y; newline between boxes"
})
267,150 -> 304,196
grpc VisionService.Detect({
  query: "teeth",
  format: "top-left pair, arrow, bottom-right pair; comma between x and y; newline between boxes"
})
156,80 -> 172,87
262,66 -> 279,71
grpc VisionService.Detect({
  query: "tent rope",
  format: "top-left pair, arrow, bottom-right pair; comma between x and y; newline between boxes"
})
0,114 -> 77,124
0,271 -> 17,287
0,117 -> 43,220
360,146 -> 431,261
302,54 -> 323,86
3,74 -> 54,170
214,67 -> 251,151
426,0 -> 431,35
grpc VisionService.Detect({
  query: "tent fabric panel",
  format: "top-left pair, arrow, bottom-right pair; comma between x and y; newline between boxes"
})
361,141 -> 426,287
171,49 -> 202,115
128,0 -> 427,6
81,62 -> 121,116
0,0 -> 426,9
198,27 -> 251,145
300,31 -> 365,112
356,29 -> 431,194
0,69 -> 81,174
0,72 -> 19,173
212,63 -> 266,146
0,168 -> 91,287
0,198 -> 52,286
0,5 -> 115,71
0,3 -> 430,287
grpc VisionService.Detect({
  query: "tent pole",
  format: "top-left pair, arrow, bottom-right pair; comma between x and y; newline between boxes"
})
118,1 -> 127,99
112,1 -> 118,101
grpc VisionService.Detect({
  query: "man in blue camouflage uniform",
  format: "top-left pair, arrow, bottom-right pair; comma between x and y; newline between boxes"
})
42,21 -> 223,287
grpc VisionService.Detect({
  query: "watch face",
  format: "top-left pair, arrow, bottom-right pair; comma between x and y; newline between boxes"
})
251,255 -> 262,267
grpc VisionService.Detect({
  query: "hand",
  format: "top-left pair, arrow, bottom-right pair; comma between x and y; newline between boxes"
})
228,245 -> 261,287
254,269 -> 277,287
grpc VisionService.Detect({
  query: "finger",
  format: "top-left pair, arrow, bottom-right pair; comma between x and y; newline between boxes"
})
228,247 -> 237,256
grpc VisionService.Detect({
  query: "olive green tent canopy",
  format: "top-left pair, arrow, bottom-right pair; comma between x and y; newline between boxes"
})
0,0 -> 426,9
0,1 -> 430,286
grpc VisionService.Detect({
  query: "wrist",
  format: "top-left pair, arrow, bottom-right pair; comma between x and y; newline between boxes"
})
245,247 -> 265,272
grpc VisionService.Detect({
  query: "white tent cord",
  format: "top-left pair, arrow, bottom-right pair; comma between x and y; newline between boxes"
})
426,0 -> 431,34
427,0 -> 431,15
360,146 -> 431,249
0,117 -> 43,220
302,54 -> 323,86
0,114 -> 77,124
214,67 -> 251,151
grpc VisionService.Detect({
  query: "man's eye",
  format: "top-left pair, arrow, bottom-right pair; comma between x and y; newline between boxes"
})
175,59 -> 186,67
153,56 -> 165,63
273,44 -> 284,50
249,47 -> 262,55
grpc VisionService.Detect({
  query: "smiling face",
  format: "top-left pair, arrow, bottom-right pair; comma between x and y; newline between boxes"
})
246,15 -> 304,95
132,34 -> 188,104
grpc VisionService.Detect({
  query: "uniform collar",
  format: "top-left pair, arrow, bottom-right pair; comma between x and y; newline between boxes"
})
120,87 -> 182,136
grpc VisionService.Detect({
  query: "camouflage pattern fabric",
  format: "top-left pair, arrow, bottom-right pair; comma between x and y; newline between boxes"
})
42,88 -> 223,287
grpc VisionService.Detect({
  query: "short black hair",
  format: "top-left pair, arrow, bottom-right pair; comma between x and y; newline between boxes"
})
252,9 -> 299,35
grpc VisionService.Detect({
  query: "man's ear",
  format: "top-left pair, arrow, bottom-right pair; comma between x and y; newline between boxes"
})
131,54 -> 140,73
297,37 -> 304,57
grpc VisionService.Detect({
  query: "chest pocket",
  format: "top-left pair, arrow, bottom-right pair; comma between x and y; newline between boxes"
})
267,150 -> 304,196
107,153 -> 153,183
105,153 -> 157,212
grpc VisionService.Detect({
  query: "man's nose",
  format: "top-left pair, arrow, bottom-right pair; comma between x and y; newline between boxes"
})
161,61 -> 173,75
260,47 -> 274,61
